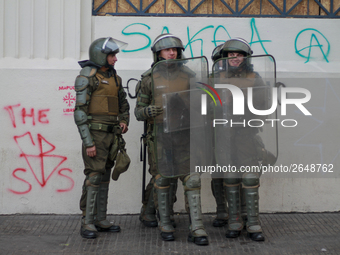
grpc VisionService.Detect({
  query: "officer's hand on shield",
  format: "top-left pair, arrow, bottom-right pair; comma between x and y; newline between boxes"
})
145,105 -> 163,118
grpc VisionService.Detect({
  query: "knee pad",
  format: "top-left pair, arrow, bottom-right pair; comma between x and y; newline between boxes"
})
88,173 -> 102,186
184,173 -> 201,190
155,175 -> 170,188
242,172 -> 259,187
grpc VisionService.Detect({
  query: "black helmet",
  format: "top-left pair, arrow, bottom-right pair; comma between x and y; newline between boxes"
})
89,37 -> 127,67
151,33 -> 185,63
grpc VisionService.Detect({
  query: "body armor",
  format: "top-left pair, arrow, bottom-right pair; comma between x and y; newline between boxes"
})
88,73 -> 120,116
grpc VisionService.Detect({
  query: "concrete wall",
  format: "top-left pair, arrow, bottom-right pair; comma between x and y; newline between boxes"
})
1,0 -> 339,214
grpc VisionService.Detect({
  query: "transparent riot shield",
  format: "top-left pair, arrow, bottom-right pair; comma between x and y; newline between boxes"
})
212,55 -> 278,178
151,57 -> 212,178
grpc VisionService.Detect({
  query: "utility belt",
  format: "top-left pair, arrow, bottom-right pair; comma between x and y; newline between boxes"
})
89,122 -> 122,135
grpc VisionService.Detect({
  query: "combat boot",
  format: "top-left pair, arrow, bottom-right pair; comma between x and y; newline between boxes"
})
211,179 -> 228,227
81,185 -> 99,239
95,182 -> 120,233
244,186 -> 265,241
139,188 -> 158,227
186,189 -> 209,246
224,184 -> 243,238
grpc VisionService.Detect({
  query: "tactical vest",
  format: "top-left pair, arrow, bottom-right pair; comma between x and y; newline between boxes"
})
152,70 -> 191,123
88,73 -> 119,116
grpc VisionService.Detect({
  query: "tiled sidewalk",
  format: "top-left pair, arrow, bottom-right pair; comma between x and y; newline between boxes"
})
1,213 -> 339,255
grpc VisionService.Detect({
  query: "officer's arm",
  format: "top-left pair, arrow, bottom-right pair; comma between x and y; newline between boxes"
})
74,75 -> 95,148
118,76 -> 130,128
134,76 -> 151,121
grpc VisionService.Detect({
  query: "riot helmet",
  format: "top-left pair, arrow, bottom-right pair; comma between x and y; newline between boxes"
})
211,43 -> 224,62
211,43 -> 225,71
221,38 -> 253,57
220,38 -> 253,73
89,37 -> 128,67
151,33 -> 185,63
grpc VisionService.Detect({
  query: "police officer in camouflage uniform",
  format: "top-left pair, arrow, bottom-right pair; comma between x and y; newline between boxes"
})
74,37 -> 130,239
212,38 -> 271,241
135,34 -> 209,245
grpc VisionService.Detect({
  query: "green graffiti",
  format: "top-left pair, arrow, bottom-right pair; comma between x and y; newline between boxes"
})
185,25 -> 214,57
249,18 -> 271,55
161,27 -> 170,34
121,23 -> 151,52
212,25 -> 231,47
295,28 -> 330,63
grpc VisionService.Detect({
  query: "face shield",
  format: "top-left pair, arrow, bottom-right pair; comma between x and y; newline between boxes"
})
101,37 -> 128,54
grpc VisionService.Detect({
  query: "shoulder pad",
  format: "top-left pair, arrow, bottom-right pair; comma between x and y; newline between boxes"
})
141,68 -> 152,78
80,66 -> 97,77
74,75 -> 89,91
181,66 -> 196,78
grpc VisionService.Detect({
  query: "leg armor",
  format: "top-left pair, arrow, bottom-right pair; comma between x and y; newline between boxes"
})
154,175 -> 175,241
184,173 -> 209,245
211,178 -> 228,227
242,172 -> 264,241
80,172 -> 101,239
95,168 -> 121,232
224,172 -> 243,238
139,186 -> 158,227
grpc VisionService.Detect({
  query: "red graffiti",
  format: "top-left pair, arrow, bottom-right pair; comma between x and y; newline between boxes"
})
59,86 -> 75,91
56,168 -> 75,192
8,132 -> 74,194
4,104 -> 50,128
63,108 -> 75,113
8,168 -> 32,194
63,92 -> 76,107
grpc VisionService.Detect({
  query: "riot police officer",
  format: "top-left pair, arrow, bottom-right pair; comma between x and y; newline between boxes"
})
212,38 -> 271,241
135,33 -> 209,245
74,37 -> 130,239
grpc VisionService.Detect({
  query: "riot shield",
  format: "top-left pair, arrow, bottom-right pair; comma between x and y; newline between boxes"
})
151,57 -> 212,178
212,55 -> 278,178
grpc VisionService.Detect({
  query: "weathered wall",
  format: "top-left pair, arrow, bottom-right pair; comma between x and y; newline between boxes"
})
0,0 -> 340,214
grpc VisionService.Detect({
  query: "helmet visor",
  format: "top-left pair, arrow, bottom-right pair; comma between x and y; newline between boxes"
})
102,37 -> 128,54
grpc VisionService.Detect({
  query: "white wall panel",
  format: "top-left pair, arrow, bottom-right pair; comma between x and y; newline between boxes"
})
0,0 -> 3,58
48,0 -> 62,58
1,0 -> 84,60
